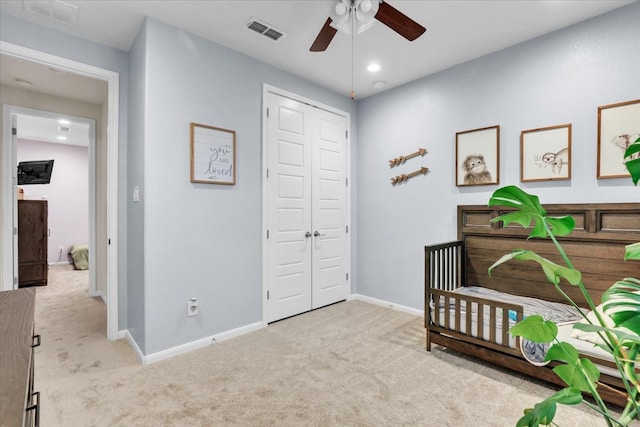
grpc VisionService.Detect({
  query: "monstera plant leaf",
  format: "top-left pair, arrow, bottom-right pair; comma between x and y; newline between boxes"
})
510,314 -> 558,343
516,388 -> 583,427
547,342 -> 600,391
488,186 -> 575,238
489,250 -> 582,286
602,277 -> 640,336
625,137 -> 640,185
626,242 -> 640,261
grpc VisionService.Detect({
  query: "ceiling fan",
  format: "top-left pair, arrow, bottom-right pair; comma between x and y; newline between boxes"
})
310,0 -> 426,52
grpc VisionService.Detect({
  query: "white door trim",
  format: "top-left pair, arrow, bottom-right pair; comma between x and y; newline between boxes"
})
0,41 -> 120,340
261,84 -> 351,324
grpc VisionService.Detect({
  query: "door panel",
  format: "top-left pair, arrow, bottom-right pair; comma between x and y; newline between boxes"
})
311,111 -> 347,309
267,97 -> 312,322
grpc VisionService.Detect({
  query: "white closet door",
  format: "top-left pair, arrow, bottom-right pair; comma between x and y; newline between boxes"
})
266,92 -> 348,323
266,95 -> 313,322
311,110 -> 348,309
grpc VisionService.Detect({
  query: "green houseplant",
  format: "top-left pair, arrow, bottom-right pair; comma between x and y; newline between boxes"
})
487,137 -> 640,426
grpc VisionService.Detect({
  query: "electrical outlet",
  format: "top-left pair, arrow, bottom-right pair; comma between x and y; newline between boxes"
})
188,298 -> 199,317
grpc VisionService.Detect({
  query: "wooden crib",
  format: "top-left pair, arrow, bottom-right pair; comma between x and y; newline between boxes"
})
425,202 -> 640,407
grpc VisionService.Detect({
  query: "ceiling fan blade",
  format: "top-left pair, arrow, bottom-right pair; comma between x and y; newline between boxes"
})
310,17 -> 338,52
375,1 -> 426,41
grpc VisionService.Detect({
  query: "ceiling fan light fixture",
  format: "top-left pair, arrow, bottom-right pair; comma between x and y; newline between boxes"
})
330,0 -> 351,33
355,0 -> 379,26
334,1 -> 348,17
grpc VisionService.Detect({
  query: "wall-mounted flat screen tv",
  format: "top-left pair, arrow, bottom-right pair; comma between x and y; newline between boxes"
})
17,160 -> 55,185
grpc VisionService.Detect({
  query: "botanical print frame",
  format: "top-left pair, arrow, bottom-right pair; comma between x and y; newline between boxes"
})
456,125 -> 500,186
520,123 -> 572,182
190,122 -> 236,185
597,99 -> 640,179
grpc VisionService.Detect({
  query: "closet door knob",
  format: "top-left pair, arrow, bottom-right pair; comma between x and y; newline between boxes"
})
313,231 -> 325,237
304,231 -> 312,238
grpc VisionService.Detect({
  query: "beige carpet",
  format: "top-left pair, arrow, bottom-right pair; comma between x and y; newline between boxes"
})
33,265 -> 609,426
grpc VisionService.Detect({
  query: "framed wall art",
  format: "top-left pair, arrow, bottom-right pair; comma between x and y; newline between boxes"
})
597,99 -> 640,179
190,122 -> 236,185
520,123 -> 571,182
456,125 -> 500,186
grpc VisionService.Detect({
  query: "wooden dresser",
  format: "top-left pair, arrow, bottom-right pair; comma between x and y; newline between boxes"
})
0,288 -> 40,427
18,200 -> 48,288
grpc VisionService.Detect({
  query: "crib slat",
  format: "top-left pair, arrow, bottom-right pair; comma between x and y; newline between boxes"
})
489,306 -> 496,343
465,300 -> 472,336
477,303 -> 484,339
502,309 -> 510,346
444,295 -> 450,329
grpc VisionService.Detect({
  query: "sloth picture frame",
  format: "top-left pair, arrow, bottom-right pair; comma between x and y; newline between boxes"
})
520,123 -> 572,182
455,125 -> 500,187
597,99 -> 640,179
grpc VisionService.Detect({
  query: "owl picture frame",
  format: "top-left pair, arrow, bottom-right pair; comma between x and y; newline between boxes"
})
456,125 -> 500,186
597,99 -> 640,179
520,123 -> 572,182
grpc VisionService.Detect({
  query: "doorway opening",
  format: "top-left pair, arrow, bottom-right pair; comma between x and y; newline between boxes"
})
15,110 -> 96,291
0,41 -> 120,340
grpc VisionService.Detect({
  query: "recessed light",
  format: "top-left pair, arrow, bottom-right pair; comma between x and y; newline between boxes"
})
373,81 -> 385,89
367,63 -> 381,73
56,136 -> 67,141
58,119 -> 70,125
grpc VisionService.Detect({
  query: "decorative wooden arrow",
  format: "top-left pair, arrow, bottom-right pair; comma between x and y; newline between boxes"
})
389,148 -> 427,167
391,167 -> 429,185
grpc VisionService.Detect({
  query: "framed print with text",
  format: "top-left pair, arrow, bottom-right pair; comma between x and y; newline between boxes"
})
190,122 -> 236,185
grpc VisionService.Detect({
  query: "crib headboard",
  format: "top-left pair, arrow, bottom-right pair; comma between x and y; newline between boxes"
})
457,202 -> 640,307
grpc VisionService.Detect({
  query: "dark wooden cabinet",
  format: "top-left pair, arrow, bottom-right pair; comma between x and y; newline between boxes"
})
18,200 -> 48,288
0,288 -> 40,427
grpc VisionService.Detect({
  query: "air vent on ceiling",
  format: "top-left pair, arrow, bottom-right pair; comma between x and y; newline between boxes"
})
23,0 -> 79,27
245,18 -> 287,42
58,126 -> 70,132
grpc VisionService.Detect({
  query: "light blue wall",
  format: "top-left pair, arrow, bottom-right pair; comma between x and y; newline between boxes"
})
126,21 -> 148,352
0,12 -> 130,327
356,3 -> 640,310
136,18 -> 356,354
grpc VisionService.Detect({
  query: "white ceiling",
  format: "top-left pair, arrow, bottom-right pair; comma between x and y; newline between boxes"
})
1,0 -> 635,101
17,114 -> 91,147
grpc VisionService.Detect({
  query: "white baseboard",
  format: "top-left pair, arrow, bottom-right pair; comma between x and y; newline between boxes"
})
138,321 -> 265,365
121,297 -> 420,365
124,330 -> 145,365
350,294 -> 423,317
91,289 -> 106,304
